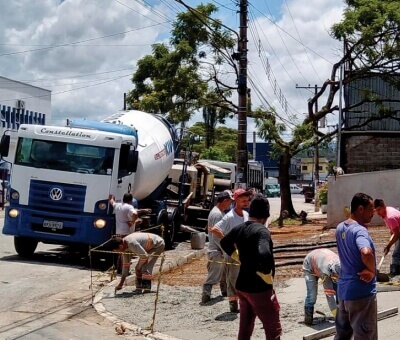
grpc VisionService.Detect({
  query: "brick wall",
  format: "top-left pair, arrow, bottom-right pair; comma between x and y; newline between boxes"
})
344,134 -> 400,173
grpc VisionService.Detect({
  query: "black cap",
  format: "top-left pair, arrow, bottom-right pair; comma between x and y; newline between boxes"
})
217,190 -> 234,202
249,194 -> 270,219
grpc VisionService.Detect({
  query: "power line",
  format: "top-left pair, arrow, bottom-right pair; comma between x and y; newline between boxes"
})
249,2 -> 334,65
261,0 -> 310,85
113,0 -> 172,27
248,10 -> 308,109
0,22 -> 168,57
283,0 -> 323,83
0,74 -> 132,102
0,67 -> 136,84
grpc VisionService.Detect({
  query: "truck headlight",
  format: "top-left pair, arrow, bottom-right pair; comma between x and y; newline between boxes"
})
98,202 -> 107,210
94,219 -> 106,229
8,209 -> 19,218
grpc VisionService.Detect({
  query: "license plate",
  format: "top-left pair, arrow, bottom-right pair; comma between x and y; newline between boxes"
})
43,220 -> 63,229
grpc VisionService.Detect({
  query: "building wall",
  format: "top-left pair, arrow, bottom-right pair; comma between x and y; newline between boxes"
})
0,76 -> 51,159
343,133 -> 400,173
327,169 -> 400,227
300,157 -> 330,181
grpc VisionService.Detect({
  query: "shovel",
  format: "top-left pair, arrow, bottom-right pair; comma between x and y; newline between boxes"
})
377,255 -> 390,282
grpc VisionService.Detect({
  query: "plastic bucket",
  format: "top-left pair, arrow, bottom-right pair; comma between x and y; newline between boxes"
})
190,232 -> 206,250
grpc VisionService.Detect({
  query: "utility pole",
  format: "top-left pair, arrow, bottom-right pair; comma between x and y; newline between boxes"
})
296,84 -> 321,212
233,0 -> 248,188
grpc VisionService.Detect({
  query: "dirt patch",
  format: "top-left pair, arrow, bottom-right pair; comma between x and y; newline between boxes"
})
158,221 -> 393,286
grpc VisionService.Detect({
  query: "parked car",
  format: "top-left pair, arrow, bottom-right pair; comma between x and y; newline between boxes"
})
290,184 -> 303,194
264,183 -> 281,197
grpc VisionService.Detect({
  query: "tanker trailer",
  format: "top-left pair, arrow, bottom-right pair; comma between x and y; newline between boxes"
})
1,110 -> 180,256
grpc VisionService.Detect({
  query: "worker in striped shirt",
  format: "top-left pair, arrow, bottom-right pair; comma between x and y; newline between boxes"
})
303,248 -> 341,325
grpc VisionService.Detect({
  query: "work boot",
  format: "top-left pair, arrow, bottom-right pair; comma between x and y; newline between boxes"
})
304,306 -> 314,325
135,277 -> 143,291
220,282 -> 227,297
141,279 -> 151,292
229,301 -> 239,313
201,294 -> 211,304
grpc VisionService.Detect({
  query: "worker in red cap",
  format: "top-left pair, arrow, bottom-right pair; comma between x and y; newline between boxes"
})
209,188 -> 252,313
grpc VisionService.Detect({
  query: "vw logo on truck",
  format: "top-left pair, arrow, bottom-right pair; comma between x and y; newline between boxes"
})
49,188 -> 63,201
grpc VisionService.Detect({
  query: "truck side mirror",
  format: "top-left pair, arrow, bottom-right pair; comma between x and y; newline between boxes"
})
0,134 -> 10,158
127,150 -> 138,173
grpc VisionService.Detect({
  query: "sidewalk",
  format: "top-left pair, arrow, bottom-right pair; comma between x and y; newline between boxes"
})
93,234 -> 400,340
93,241 -> 207,340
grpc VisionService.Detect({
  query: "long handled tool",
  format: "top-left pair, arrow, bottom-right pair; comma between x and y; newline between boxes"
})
377,255 -> 390,282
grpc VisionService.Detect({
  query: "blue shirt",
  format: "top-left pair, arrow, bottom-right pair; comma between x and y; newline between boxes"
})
335,221 -> 376,300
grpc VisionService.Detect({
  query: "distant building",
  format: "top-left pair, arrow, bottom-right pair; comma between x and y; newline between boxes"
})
300,157 -> 330,181
247,142 -> 304,179
0,76 -> 51,158
247,142 -> 279,178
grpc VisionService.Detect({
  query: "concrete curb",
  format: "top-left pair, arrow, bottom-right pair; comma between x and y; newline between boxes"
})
92,246 -> 207,340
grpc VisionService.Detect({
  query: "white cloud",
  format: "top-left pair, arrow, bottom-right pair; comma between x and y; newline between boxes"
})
0,0 -> 346,134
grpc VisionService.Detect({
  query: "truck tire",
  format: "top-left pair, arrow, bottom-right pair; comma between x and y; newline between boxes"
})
157,209 -> 174,250
14,237 -> 38,257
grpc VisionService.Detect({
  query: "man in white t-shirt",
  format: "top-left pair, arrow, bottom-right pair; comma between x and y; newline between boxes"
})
201,190 -> 234,304
109,193 -> 139,236
209,188 -> 252,313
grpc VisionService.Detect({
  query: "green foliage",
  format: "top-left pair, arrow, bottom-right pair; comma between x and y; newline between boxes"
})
185,124 -> 237,162
318,183 -> 328,205
200,147 -> 231,162
127,3 -> 236,125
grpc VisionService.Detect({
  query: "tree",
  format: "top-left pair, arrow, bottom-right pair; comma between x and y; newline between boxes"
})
184,122 -> 238,161
255,0 -> 400,222
126,3 -> 237,126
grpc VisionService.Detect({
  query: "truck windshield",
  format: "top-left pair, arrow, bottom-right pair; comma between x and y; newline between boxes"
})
15,138 -> 115,175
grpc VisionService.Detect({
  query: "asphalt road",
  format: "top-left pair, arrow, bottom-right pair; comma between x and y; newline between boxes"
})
267,193 -> 318,221
0,218 -> 145,340
0,194 -> 315,340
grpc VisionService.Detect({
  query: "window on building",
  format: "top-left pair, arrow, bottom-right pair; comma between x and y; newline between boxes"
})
302,165 -> 308,171
318,166 -> 323,171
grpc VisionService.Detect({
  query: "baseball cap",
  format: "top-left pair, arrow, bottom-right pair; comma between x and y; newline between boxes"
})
332,261 -> 341,276
233,188 -> 252,200
249,194 -> 270,219
217,190 -> 234,202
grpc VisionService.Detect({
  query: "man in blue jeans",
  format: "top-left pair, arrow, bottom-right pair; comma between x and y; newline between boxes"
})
303,248 -> 340,325
335,192 -> 377,340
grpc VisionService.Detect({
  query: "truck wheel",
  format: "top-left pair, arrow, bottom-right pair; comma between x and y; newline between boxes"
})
157,209 -> 174,250
14,237 -> 38,257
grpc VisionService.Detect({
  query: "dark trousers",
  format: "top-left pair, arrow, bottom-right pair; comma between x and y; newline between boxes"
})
236,289 -> 282,340
334,294 -> 377,340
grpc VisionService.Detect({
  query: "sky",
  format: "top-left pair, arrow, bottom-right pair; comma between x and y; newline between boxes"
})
0,0 -> 346,141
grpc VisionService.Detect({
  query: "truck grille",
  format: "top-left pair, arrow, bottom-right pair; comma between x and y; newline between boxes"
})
29,180 -> 86,213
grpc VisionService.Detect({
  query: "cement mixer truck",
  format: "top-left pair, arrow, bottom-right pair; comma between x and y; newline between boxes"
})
0,110 -> 197,256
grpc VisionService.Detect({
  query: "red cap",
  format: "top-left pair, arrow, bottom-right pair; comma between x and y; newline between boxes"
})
233,188 -> 252,200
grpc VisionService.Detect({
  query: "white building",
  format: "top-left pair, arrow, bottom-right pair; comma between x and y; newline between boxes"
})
0,76 -> 51,158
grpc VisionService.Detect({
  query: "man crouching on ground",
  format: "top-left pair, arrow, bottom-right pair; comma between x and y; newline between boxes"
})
115,232 -> 165,293
221,194 -> 282,340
